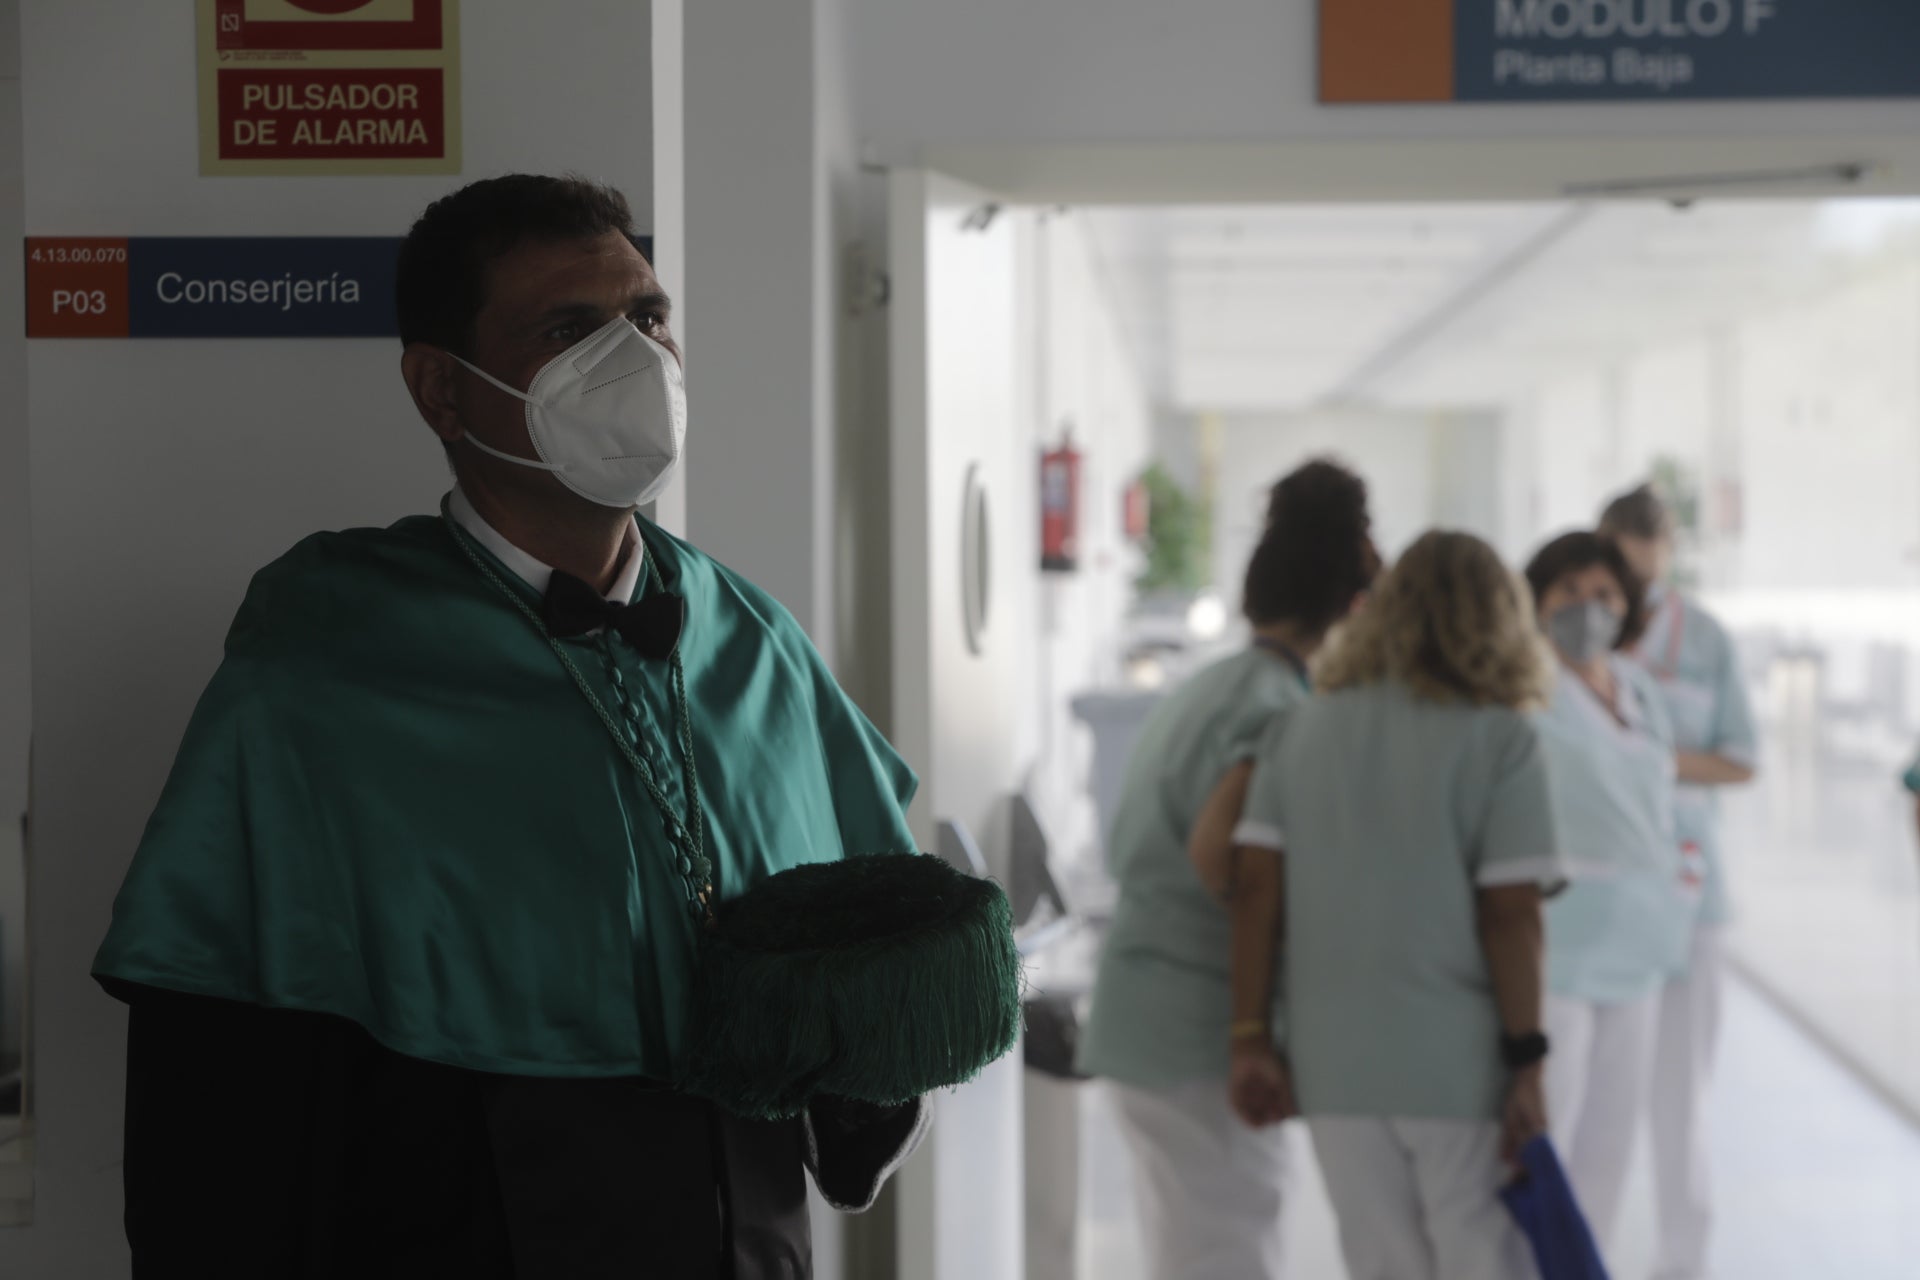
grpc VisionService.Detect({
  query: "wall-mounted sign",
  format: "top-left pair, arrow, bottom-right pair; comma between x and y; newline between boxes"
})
1321,0 -> 1920,103
25,237 -> 403,338
25,235 -> 657,339
196,0 -> 460,175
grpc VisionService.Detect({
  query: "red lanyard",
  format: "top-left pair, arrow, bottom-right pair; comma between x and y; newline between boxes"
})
1640,595 -> 1686,682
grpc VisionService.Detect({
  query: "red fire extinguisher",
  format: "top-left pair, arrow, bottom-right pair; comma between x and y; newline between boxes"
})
1040,433 -> 1081,573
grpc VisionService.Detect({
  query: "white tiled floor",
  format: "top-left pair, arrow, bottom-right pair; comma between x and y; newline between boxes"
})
1081,976 -> 1920,1280
1720,733 -> 1920,1122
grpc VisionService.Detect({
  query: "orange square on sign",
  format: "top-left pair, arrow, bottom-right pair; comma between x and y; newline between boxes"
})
1320,0 -> 1455,103
25,238 -> 132,337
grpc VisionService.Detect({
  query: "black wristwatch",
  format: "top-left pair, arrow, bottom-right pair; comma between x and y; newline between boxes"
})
1500,1032 -> 1550,1070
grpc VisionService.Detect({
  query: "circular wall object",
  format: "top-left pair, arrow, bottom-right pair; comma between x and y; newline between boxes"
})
962,465 -> 992,656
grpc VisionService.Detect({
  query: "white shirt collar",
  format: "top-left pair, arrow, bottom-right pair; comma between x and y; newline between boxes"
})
1557,659 -> 1655,744
447,487 -> 646,604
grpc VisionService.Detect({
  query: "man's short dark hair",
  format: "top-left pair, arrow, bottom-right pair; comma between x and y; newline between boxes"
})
395,174 -> 643,353
1525,531 -> 1649,651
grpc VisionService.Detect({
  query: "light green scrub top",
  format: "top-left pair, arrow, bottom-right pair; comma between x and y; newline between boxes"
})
1232,681 -> 1564,1122
1077,649 -> 1309,1089
1536,660 -> 1687,1006
1629,590 -> 1757,926
94,511 -> 918,1080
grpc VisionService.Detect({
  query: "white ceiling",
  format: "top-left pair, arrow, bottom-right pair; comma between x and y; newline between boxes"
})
1082,199 -> 1920,415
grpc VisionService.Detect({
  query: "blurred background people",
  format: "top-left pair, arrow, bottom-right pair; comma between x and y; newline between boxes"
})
1526,532 -> 1687,1255
1907,752 -> 1920,848
1076,460 -> 1376,1280
1219,531 -> 1561,1280
1600,483 -> 1758,1280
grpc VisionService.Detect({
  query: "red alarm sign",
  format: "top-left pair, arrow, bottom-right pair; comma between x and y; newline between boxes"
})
198,0 -> 460,175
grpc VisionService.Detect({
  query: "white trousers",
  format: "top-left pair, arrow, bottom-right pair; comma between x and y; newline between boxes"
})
1544,991 -> 1661,1248
1108,1079 -> 1291,1280
1649,928 -> 1725,1280
1308,1117 -> 1539,1280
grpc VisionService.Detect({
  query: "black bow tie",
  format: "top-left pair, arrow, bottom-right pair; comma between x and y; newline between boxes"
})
542,569 -> 685,660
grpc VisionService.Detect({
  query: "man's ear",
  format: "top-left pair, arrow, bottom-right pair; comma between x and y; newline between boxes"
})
401,344 -> 464,445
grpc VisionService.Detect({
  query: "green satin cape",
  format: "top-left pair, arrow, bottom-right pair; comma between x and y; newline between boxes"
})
93,513 -> 919,1080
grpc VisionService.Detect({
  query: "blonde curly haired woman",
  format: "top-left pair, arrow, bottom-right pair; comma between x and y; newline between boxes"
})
1202,531 -> 1567,1280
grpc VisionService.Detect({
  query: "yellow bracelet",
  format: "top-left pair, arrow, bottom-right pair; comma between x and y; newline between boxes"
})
1228,1019 -> 1269,1042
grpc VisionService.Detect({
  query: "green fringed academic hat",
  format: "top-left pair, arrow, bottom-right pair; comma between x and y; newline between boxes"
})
682,852 -> 1023,1120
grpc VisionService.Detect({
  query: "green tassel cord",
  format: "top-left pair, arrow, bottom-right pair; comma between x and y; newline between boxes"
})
679,853 -> 1024,1120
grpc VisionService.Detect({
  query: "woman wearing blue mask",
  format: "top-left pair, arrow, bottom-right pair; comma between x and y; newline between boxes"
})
1525,532 -> 1685,1256
1599,484 -> 1757,1280
1078,459 -> 1378,1280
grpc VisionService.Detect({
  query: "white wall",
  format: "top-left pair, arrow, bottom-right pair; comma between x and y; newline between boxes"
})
1619,337 -> 1715,488
683,0 -> 831,642
7,4 -> 655,1273
1017,212 -> 1154,873
1209,408 -> 1506,610
818,0 -> 898,739
1735,259 -> 1920,591
889,176 -> 1154,1280
1527,368 -> 1623,542
1428,410 -> 1506,549
1517,339 -> 1714,554
0,0 -> 28,1070
1497,239 -> 1920,735
893,199 -> 1153,878
888,168 -> 1026,1280
1510,252 -> 1920,593
648,0 -> 686,535
679,0 -> 897,731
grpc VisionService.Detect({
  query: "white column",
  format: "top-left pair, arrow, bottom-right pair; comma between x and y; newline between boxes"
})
682,0 -> 832,645
648,0 -> 687,536
0,0 -> 31,1086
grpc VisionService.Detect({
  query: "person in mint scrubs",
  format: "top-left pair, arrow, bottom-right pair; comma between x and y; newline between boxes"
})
1077,460 -> 1377,1280
1224,531 -> 1564,1280
1600,484 -> 1757,1280
92,176 -> 928,1277
1526,531 -> 1686,1257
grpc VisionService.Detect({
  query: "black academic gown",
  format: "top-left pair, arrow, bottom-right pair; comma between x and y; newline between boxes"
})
118,983 -> 924,1279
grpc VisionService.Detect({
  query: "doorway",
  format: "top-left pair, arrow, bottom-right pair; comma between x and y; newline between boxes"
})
888,181 -> 1920,1278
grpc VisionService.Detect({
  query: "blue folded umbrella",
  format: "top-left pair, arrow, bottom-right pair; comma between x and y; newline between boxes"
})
1500,1136 -> 1611,1280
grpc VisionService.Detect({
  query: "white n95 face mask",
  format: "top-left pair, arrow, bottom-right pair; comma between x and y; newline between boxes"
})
451,316 -> 686,509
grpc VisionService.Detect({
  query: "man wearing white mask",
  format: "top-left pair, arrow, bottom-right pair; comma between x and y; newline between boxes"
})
91,176 -> 947,1278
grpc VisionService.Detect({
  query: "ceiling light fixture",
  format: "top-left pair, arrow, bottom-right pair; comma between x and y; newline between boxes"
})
1563,162 -> 1870,201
